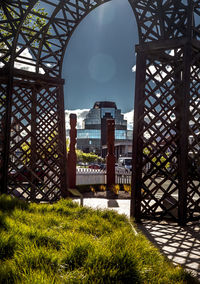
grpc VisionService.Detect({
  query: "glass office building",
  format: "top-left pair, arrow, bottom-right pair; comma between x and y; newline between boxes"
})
77,101 -> 131,156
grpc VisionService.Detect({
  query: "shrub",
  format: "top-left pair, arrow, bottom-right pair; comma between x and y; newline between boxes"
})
123,184 -> 131,193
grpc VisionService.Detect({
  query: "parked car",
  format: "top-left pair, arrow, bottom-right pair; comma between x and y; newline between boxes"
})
99,163 -> 118,171
9,165 -> 44,184
88,164 -> 100,169
99,164 -> 106,170
117,157 -> 132,173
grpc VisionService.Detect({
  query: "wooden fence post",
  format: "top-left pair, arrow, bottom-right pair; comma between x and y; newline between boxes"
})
68,114 -> 77,189
106,119 -> 115,187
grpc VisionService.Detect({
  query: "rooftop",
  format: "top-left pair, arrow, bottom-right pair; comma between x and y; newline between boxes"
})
93,101 -> 117,109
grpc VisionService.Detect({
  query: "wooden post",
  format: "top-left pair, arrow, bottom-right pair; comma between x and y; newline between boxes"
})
177,42 -> 191,225
58,84 -> 68,198
130,50 -> 146,221
2,73 -> 13,194
30,87 -> 37,201
68,114 -> 77,189
106,119 -> 115,187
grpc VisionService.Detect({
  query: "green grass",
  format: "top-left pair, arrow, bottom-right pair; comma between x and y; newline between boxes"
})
0,194 -> 197,283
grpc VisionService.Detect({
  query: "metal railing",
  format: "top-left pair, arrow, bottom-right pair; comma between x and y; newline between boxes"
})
76,168 -> 131,185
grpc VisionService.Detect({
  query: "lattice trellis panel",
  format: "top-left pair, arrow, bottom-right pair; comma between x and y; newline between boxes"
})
132,43 -> 200,224
6,75 -> 66,202
0,0 -> 28,65
0,0 -> 111,201
0,81 -> 7,187
129,0 -> 190,43
128,0 -> 200,225
0,0 -> 199,223
187,50 -> 200,221
193,2 -> 200,40
1,0 -> 110,78
8,84 -> 35,200
133,50 -> 180,221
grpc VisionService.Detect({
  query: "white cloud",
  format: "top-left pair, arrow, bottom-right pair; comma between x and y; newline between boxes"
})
132,63 -> 173,82
14,48 -> 35,72
147,65 -> 172,82
1,47 -> 47,74
132,65 -> 136,72
65,109 -> 89,130
0,54 -> 4,68
13,47 -> 45,74
65,109 -> 134,132
122,110 -> 134,130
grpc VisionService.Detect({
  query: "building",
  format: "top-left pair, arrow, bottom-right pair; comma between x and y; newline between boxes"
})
76,101 -> 133,156
102,139 -> 133,161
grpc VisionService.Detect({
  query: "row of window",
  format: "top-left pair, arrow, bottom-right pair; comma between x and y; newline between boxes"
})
77,129 -> 128,140
77,129 -> 101,139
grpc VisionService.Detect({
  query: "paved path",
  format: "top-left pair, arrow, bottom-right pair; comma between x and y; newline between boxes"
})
74,198 -> 200,280
137,220 -> 200,280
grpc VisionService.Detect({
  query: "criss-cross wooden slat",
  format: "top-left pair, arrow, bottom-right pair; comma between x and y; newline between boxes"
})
0,1 -> 199,223
5,76 -> 66,202
131,1 -> 200,225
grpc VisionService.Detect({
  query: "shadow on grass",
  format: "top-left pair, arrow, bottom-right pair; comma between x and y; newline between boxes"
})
0,194 -> 29,212
137,220 -> 200,282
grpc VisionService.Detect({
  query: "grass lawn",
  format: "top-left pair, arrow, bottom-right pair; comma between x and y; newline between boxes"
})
0,194 -> 197,283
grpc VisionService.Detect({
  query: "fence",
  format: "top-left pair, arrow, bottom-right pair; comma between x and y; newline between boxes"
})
76,168 -> 131,185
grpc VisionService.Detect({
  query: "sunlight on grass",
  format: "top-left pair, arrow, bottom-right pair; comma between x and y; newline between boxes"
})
0,194 -> 196,283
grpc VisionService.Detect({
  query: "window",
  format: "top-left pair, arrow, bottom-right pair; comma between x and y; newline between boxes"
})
101,108 -> 115,118
77,129 -> 101,139
115,130 -> 126,140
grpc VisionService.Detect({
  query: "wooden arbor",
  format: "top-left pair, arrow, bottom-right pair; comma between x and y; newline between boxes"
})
0,1 -> 199,224
0,0 -> 111,201
130,0 -> 200,225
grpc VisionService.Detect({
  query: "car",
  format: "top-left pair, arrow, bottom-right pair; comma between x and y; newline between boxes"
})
117,157 -> 132,173
9,165 -> 44,184
99,164 -> 106,170
88,164 -> 100,169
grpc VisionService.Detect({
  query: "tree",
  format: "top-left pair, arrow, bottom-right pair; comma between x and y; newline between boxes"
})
76,149 -> 104,164
143,146 -> 170,174
20,130 -> 59,165
0,2 -> 49,49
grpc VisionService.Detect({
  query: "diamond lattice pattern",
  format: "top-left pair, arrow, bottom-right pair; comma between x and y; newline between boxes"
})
7,82 -> 63,201
140,50 -> 182,221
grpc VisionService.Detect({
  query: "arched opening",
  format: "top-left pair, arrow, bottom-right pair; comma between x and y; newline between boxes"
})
0,0 -> 199,225
63,1 -> 137,160
0,0 -> 140,203
62,1 -> 137,112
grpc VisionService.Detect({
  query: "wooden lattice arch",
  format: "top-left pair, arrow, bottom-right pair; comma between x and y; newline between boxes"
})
0,0 -> 199,225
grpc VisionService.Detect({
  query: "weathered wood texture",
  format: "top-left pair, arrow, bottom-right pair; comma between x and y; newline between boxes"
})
0,0 -> 110,202
129,1 -> 200,225
68,114 -> 77,189
106,119 -> 115,187
0,1 -> 199,223
1,71 -> 67,201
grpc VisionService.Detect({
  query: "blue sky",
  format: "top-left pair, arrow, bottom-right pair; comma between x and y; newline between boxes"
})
62,0 -> 138,113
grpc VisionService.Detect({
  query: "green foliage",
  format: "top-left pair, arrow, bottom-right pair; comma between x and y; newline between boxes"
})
77,184 -> 130,195
76,149 -> 104,164
20,130 -> 58,164
152,155 -> 170,168
111,184 -> 120,195
0,194 -> 196,283
0,2 -> 50,49
0,194 -> 28,212
20,141 -> 31,165
123,184 -> 131,193
143,147 -> 170,169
